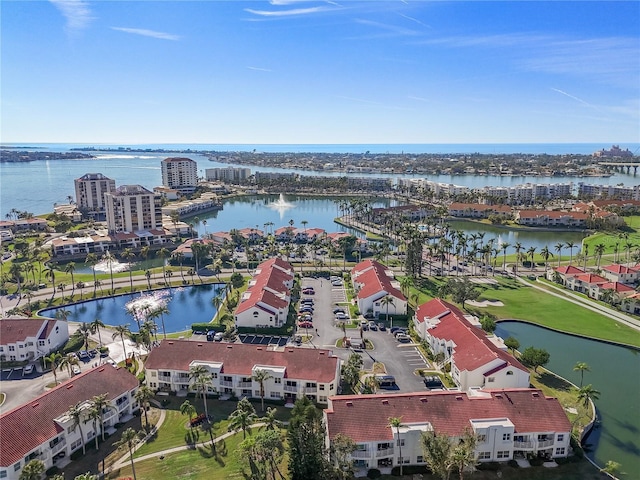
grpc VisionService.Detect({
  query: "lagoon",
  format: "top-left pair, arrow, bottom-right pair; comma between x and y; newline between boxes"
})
40,284 -> 224,334
495,321 -> 640,474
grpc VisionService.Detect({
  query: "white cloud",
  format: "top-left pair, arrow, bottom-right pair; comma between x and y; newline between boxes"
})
111,27 -> 181,41
49,0 -> 94,31
247,66 -> 273,72
245,6 -> 334,17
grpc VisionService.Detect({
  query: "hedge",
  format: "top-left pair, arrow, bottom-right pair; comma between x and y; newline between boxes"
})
191,323 -> 225,333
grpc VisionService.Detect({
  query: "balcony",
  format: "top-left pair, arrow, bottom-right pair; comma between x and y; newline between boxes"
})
220,380 -> 233,387
237,381 -> 253,388
304,387 -> 318,393
538,440 -> 554,448
284,385 -> 298,393
513,440 -> 533,449
375,448 -> 394,458
351,450 -> 371,459
173,375 -> 191,384
51,440 -> 67,456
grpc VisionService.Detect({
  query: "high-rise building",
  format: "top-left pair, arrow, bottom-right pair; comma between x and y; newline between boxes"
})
104,185 -> 162,233
205,167 -> 251,183
161,157 -> 198,193
74,173 -> 116,219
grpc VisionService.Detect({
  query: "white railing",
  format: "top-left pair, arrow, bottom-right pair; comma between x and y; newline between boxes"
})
375,447 -> 394,457
351,450 -> 371,459
538,440 -> 554,448
513,440 -> 533,449
219,380 -> 233,387
283,385 -> 298,392
237,381 -> 252,388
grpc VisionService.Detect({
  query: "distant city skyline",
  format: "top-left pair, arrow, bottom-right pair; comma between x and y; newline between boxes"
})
1,1 -> 638,144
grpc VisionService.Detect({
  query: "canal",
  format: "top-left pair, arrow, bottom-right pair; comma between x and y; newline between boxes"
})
495,321 -> 640,474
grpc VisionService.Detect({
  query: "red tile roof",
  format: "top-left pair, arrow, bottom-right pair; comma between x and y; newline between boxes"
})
0,365 -> 138,467
555,265 -> 585,275
598,282 -> 635,293
146,340 -> 339,383
602,264 -> 640,275
573,273 -> 608,284
235,258 -> 292,314
517,210 -> 587,220
351,260 -> 406,302
415,299 -> 527,374
325,389 -> 571,442
0,318 -> 55,345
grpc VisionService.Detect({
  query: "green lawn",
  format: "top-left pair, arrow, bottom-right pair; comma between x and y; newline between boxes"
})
473,278 -> 640,348
582,215 -> 640,255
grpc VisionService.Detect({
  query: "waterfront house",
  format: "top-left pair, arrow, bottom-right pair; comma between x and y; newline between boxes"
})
145,340 -> 340,404
546,265 -> 585,284
234,258 -> 293,329
350,260 -> 407,319
413,299 -> 529,391
448,203 -> 512,219
324,389 -> 571,473
0,318 -> 69,363
600,264 -> 640,285
514,210 -> 588,228
565,273 -> 608,294
589,281 -> 636,302
0,365 -> 138,480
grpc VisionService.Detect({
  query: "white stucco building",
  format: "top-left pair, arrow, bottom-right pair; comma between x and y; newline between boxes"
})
0,318 -> 69,363
351,260 -> 407,319
104,184 -> 163,234
161,157 -> 198,193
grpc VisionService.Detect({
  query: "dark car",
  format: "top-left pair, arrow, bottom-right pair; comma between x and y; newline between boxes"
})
423,375 -> 444,389
368,321 -> 378,331
302,288 -> 315,295
377,323 -> 386,331
333,307 -> 345,314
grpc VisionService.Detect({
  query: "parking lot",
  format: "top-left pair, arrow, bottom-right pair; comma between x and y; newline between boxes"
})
296,275 -> 432,394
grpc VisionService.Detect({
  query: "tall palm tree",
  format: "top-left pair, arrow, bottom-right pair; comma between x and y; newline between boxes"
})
115,428 -> 141,480
594,243 -> 606,270
112,324 -> 132,360
78,322 -> 92,351
540,246 -> 553,270
59,353 -> 79,377
513,242 -> 523,275
64,262 -> 76,299
156,247 -> 171,283
252,368 -> 273,412
90,393 -> 113,442
577,384 -> 601,409
380,295 -> 396,328
189,365 -> 212,419
43,264 -> 56,301
500,242 -> 510,271
87,405 -> 102,450
180,399 -> 198,430
44,352 -> 62,385
228,399 -> 258,439
121,248 -> 136,292
527,246 -> 537,272
85,252 -> 98,297
388,417 -> 404,476
135,385 -> 155,429
565,241 -> 576,266
102,251 -> 116,293
554,242 -> 563,267
90,317 -> 106,348
68,402 -> 87,455
573,362 -> 590,388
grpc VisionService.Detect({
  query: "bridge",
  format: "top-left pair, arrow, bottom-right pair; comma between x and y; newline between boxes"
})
598,161 -> 640,174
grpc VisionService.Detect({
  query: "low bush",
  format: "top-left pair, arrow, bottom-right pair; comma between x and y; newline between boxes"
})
191,323 -> 224,333
390,465 -> 430,475
366,468 -> 381,479
46,466 -> 61,476
477,461 -> 501,471
529,457 -> 545,467
507,459 -> 519,468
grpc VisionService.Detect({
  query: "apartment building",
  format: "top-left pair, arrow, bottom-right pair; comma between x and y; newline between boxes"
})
578,182 -> 640,201
0,318 -> 69,363
74,173 -> 116,219
104,185 -> 163,234
0,365 -> 138,480
351,260 -> 407,319
324,389 -> 571,472
161,157 -> 198,193
145,340 -> 341,404
205,167 -> 251,183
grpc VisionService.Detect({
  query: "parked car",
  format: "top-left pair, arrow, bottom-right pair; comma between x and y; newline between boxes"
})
390,326 -> 403,335
393,328 -> 408,337
213,332 -> 224,342
301,298 -> 314,304
331,279 -> 343,287
378,323 -> 386,331
360,320 -> 369,331
396,333 -> 411,343
302,288 -> 315,295
298,321 -> 314,329
333,307 -> 345,314
368,321 -> 378,331
72,365 -> 81,375
23,364 -> 34,375
77,350 -> 90,360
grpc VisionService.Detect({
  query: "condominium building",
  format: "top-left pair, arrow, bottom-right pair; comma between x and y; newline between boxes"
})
0,318 -> 69,363
205,167 -> 251,183
73,173 -> 116,219
324,389 -> 571,473
0,365 -> 139,480
145,340 -> 341,404
161,157 -> 198,193
578,182 -> 640,201
104,185 -> 163,234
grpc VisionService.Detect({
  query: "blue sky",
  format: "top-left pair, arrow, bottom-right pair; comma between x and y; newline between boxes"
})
1,1 -> 639,144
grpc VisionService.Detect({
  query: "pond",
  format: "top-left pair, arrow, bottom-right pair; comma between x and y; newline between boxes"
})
495,321 -> 640,474
40,284 -> 225,333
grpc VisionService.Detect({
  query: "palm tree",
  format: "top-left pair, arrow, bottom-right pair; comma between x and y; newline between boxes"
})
252,368 -> 273,412
78,322 -> 92,351
513,242 -> 523,275
19,459 -> 45,480
112,324 -> 132,360
90,393 -> 113,442
262,406 -> 282,431
500,242 -> 511,270
573,362 -> 590,388
115,428 -> 142,480
121,248 -> 136,292
102,251 -> 116,293
59,352 -> 79,377
228,399 -> 258,439
135,385 -> 155,429
527,246 -> 536,272
43,263 -> 56,301
380,295 -> 395,328
540,245 -> 553,270
554,242 -> 564,267
64,262 -> 76,298
90,317 -> 106,348
388,417 -> 404,476
68,402 -> 87,455
44,352 -> 62,385
156,247 -> 171,283
85,252 -> 98,297
565,241 -> 575,266
180,399 -> 197,427
87,405 -> 102,450
577,384 -> 601,409
594,243 -> 606,270
189,365 -> 212,419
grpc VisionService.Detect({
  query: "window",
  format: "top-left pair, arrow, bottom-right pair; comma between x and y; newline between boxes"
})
416,456 -> 424,463
274,377 -> 281,384
329,384 -> 334,390
502,433 -> 511,441
0,470 -> 7,478
319,384 -> 324,390
397,457 -> 409,464
211,372 -> 218,379
477,434 -> 487,443
506,370 -> 514,375
319,396 -> 327,402
487,377 -> 495,382
270,392 -> 282,399
557,434 -> 564,442
555,448 -> 565,455
9,346 -> 14,352
497,451 -> 510,459
151,371 -> 157,377
396,439 -> 405,447
478,452 -> 491,460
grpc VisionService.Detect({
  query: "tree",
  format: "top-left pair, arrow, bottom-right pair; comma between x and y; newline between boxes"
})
64,261 -> 77,298
73,474 -> 99,480
554,242 -> 563,267
262,406 -> 282,431
252,368 -> 273,412
77,322 -> 92,351
341,352 -> 363,393
157,247 -> 171,283
450,429 -> 478,480
189,364 -> 212,419
68,402 -> 87,455
102,251 -> 116,293
112,324 -> 132,360
380,295 -> 396,328
573,361 -> 590,388
594,243 -> 606,270
445,278 -> 480,309
421,430 -> 454,480
520,346 -> 550,373
330,433 -> 356,480
90,393 -> 113,442
479,316 -> 496,334
114,428 -> 142,480
600,460 -> 623,477
19,459 -> 45,480
85,252 -> 98,297
59,352 -> 79,377
566,241 -> 576,265
180,399 -> 197,427
288,396 -> 331,480
228,398 -> 258,439
578,384 -> 601,409
389,417 -> 405,476
87,405 -> 102,450
44,352 -> 62,385
239,429 -> 286,480
134,385 -> 155,429
121,248 -> 136,292
90,317 -> 106,348
504,336 -> 520,354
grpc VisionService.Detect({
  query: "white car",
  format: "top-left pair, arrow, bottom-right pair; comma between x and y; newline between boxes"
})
72,365 -> 81,375
23,364 -> 34,375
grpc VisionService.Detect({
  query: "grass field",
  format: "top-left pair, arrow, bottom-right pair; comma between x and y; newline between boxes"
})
582,215 -> 640,255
